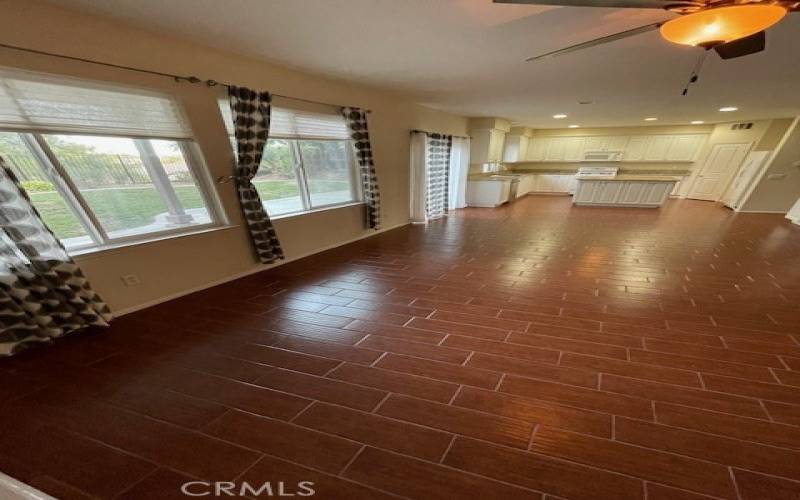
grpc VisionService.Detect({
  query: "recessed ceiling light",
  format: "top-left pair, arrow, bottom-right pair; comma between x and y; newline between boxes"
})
691,120 -> 705,124
568,124 -> 580,128
553,114 -> 567,119
719,106 -> 739,112
644,117 -> 658,121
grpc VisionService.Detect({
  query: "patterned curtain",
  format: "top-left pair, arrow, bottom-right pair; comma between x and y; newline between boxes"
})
0,156 -> 112,356
342,107 -> 381,229
228,86 -> 284,264
426,133 -> 453,220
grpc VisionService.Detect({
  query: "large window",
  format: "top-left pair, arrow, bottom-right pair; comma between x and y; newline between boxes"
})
0,68 -> 221,253
224,104 -> 361,216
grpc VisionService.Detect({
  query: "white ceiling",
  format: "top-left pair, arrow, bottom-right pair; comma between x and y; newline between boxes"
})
47,0 -> 800,128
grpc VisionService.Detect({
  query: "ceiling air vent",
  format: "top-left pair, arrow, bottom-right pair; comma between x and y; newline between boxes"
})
731,122 -> 754,130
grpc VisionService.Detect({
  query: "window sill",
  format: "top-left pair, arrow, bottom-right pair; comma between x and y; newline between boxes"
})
70,224 -> 239,261
270,201 -> 365,221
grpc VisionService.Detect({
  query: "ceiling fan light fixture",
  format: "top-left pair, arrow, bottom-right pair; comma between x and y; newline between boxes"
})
660,5 -> 787,47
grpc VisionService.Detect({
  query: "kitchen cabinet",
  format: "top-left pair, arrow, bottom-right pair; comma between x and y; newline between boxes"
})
563,137 -> 585,161
643,136 -> 673,161
574,177 -> 677,207
502,134 -> 529,163
545,137 -> 567,161
606,136 -> 629,151
530,174 -> 575,194
518,174 -> 536,197
510,133 -> 706,164
467,179 -> 512,207
526,138 -> 548,161
471,128 -> 507,164
623,136 -> 649,161
665,135 -> 704,161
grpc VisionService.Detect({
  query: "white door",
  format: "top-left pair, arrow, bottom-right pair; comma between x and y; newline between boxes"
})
722,150 -> 770,209
688,143 -> 751,201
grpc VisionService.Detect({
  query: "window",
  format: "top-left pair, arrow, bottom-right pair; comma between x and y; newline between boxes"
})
0,68 -> 221,253
222,103 -> 361,216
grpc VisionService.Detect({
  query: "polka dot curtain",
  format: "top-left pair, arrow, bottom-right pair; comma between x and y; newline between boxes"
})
0,156 -> 112,356
227,86 -> 284,264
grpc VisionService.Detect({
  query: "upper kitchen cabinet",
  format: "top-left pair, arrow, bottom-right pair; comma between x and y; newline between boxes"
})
507,130 -> 707,164
623,136 -> 649,161
644,134 -> 707,162
545,137 -> 568,161
502,127 -> 532,162
643,135 -> 673,160
469,117 -> 511,164
665,134 -> 705,161
563,137 -> 585,161
526,137 -> 548,161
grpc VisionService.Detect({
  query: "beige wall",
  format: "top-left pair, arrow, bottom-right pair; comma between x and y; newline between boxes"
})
0,0 -> 468,313
742,118 -> 800,213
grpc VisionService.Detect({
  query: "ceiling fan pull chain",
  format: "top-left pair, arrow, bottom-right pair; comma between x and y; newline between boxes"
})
681,48 -> 710,96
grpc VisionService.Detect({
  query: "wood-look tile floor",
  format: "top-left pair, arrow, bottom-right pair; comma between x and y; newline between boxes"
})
3,196 -> 800,500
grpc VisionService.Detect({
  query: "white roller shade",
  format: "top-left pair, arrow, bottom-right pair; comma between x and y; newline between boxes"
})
0,68 -> 193,139
269,107 -> 350,140
219,101 -> 350,141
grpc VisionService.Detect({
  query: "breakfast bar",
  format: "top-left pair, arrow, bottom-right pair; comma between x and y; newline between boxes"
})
572,167 -> 679,208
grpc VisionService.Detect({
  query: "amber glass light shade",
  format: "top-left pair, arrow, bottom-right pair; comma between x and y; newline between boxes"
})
660,5 -> 787,47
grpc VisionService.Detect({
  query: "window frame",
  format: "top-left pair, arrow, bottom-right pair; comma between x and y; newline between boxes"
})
256,136 -> 363,218
1,128 -> 225,254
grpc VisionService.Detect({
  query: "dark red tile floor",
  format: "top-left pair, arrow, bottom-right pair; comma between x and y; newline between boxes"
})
2,196 -> 800,499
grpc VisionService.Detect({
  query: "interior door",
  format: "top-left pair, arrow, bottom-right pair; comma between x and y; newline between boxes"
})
722,150 -> 770,209
688,143 -> 751,201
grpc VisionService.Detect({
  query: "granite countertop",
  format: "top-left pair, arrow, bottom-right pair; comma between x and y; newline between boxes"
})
469,170 -> 691,181
575,175 -> 682,182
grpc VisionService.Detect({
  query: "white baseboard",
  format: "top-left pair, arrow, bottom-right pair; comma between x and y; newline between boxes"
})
735,209 -> 789,214
113,221 -> 410,317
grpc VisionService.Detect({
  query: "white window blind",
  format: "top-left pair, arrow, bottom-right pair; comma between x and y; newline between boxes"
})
270,107 -> 350,140
0,68 -> 193,139
219,101 -> 350,141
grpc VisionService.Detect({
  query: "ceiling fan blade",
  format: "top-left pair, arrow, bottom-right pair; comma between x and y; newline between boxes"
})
526,22 -> 662,61
495,0 -> 676,9
713,31 -> 766,59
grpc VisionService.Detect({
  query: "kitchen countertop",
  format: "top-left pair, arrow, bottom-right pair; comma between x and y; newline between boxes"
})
575,175 -> 681,182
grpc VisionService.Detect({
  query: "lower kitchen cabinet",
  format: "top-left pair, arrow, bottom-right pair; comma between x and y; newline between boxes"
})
573,178 -> 676,207
467,180 -> 512,207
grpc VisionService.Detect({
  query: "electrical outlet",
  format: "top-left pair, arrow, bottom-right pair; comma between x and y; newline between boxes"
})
121,274 -> 141,286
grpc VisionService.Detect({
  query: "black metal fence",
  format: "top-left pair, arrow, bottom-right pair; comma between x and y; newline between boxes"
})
4,153 -> 192,188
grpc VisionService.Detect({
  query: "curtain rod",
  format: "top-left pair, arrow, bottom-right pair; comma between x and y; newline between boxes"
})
0,42 -> 371,113
411,129 -> 470,140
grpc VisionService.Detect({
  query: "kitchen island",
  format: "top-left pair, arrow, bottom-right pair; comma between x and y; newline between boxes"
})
573,175 -> 679,208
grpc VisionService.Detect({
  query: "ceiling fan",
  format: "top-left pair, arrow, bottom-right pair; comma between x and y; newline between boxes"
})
495,0 -> 798,61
